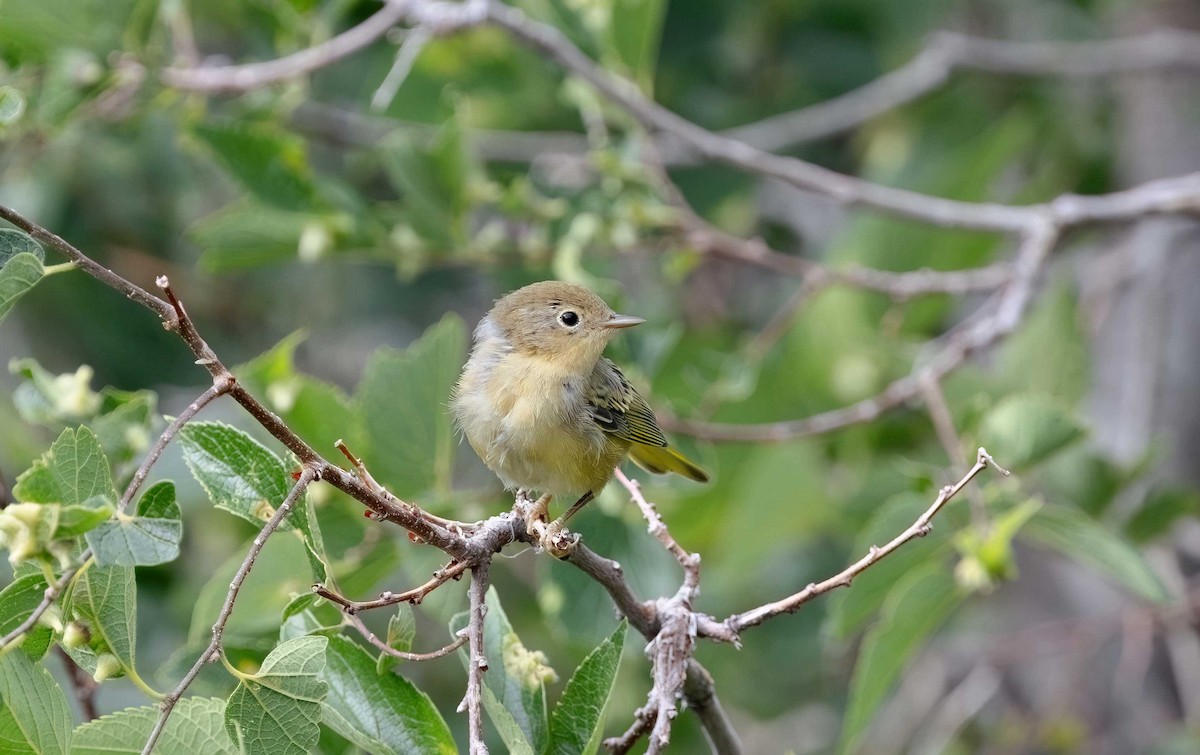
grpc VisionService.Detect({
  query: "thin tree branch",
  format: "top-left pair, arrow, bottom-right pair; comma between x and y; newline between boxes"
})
345,611 -> 467,661
615,469 -> 699,597
715,30 -> 1200,155
718,448 -> 1008,637
118,378 -> 233,512
314,558 -> 469,612
0,464 -> 9,508
920,374 -> 987,525
371,26 -> 432,112
462,562 -> 491,755
142,467 -> 318,755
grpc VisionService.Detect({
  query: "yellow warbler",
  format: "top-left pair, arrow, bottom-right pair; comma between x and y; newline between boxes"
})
451,281 -> 708,532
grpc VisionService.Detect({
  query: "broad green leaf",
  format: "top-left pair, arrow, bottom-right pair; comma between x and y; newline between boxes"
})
192,123 -> 319,211
1023,504 -> 1170,603
979,394 -> 1084,468
189,200 -> 340,272
178,421 -> 326,580
999,286 -> 1089,403
70,697 -> 237,754
355,315 -> 466,500
0,574 -> 53,658
12,427 -> 116,506
85,481 -> 182,567
375,605 -> 416,674
64,565 -> 137,679
0,230 -> 42,265
825,492 -> 953,639
549,621 -> 627,755
838,565 -> 964,755
224,635 -> 329,755
321,635 -> 456,755
0,253 -> 44,324
606,0 -> 667,90
1126,488 -> 1200,544
449,587 -> 552,754
380,126 -> 468,249
0,650 -> 72,755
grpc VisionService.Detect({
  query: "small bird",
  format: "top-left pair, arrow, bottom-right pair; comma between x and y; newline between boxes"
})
451,281 -> 708,547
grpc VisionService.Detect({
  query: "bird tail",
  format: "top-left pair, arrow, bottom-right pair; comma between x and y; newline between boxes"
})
628,444 -> 710,483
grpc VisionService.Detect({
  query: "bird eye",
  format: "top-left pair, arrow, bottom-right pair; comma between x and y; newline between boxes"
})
558,311 -> 580,327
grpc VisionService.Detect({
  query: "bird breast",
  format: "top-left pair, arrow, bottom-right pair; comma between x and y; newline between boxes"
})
452,334 -> 614,495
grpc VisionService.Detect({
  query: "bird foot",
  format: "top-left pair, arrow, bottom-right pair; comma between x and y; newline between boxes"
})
540,519 -> 580,559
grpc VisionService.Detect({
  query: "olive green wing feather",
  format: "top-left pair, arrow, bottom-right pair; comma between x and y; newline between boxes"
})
585,359 -> 669,447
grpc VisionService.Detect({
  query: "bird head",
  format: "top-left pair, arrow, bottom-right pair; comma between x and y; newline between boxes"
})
486,281 -> 643,374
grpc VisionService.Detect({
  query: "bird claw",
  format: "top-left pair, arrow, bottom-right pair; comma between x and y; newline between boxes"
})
540,520 -> 580,559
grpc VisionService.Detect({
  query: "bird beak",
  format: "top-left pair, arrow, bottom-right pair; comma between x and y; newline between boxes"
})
603,314 -> 645,330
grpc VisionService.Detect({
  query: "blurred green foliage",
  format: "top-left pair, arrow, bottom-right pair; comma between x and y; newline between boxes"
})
1,0 -> 1196,753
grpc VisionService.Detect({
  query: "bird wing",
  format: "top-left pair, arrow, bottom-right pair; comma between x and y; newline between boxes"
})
585,358 -> 669,447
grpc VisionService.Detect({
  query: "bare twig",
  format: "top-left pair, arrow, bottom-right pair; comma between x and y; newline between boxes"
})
371,26 -> 432,112
142,467 -> 318,755
920,374 -> 988,525
615,470 -> 698,595
462,562 -> 491,755
345,612 -> 467,661
0,464 -> 9,508
55,646 -> 99,721
314,559 -> 469,612
718,448 -> 1009,637
119,378 -> 233,512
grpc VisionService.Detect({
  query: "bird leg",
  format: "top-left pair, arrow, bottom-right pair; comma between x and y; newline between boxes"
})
539,491 -> 594,558
553,490 -> 595,528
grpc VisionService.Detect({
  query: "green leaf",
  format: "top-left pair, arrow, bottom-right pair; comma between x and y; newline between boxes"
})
1126,488 -> 1200,544
0,253 -> 45,324
64,565 -> 137,679
1023,503 -> 1170,603
224,635 -> 329,755
53,505 -> 113,539
0,574 -> 54,658
85,481 -> 182,567
825,492 -> 953,639
375,605 -> 416,675
979,394 -> 1084,468
13,427 -> 116,506
549,621 -> 627,755
70,697 -> 238,754
278,594 -> 342,642
192,123 -> 319,211
0,230 -> 43,265
356,315 -> 466,501
838,565 -> 964,755
0,650 -> 72,755
449,587 -> 552,755
321,635 -> 456,755
178,421 -> 326,580
189,200 -> 326,272
606,0 -> 667,90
